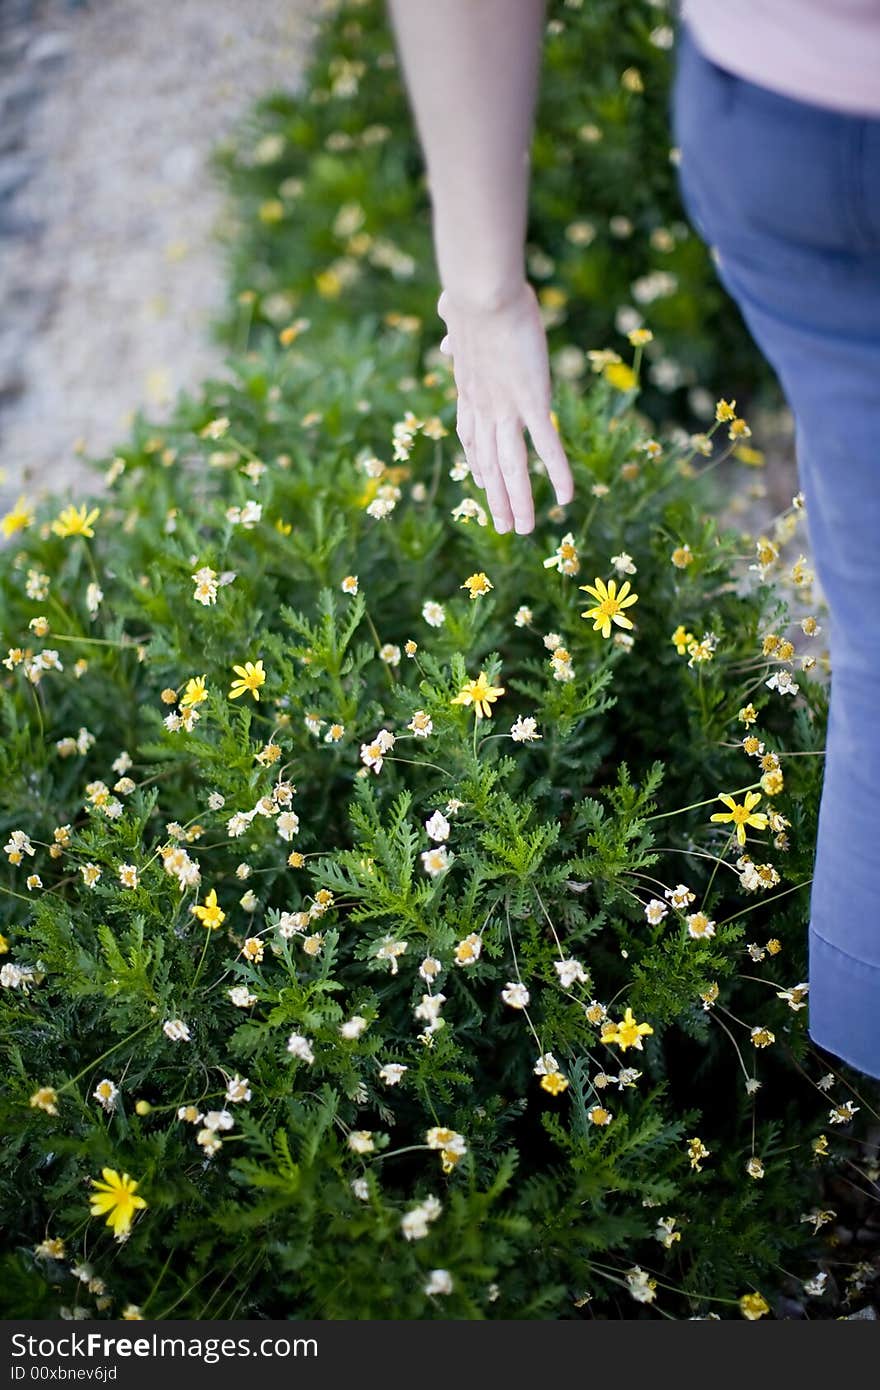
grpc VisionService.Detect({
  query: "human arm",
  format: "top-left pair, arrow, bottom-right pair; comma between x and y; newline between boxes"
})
385,0 -> 573,533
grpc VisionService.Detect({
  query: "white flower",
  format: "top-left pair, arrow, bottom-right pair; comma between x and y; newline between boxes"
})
203,1109 -> 235,1133
407,709 -> 433,738
276,811 -> 301,841
644,898 -> 668,925
425,811 -> 450,843
196,1128 -> 223,1156
501,982 -> 530,1009
227,810 -> 256,838
419,956 -> 442,982
533,1052 -> 560,1077
665,882 -> 695,910
348,1130 -> 375,1155
420,845 -> 452,876
375,938 -> 409,974
351,1177 -> 369,1201
422,600 -> 446,627
229,985 -> 257,1008
625,1266 -> 657,1304
286,1033 -> 315,1064
208,792 -> 225,810
610,552 -> 637,576
685,912 -> 716,941
163,1019 -> 191,1042
510,715 -> 542,743
766,669 -> 799,696
92,1079 -> 119,1113
414,992 -> 446,1022
424,1269 -> 453,1296
777,982 -> 810,1011
366,496 -> 396,520
554,958 -> 588,989
379,643 -> 401,666
451,496 -> 488,526
340,1015 -> 368,1040
225,1075 -> 251,1104
379,1063 -> 408,1086
401,1209 -> 431,1241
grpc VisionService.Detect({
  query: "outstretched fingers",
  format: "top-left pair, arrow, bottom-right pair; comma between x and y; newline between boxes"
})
524,407 -> 574,507
475,414 -> 514,533
496,415 -> 534,534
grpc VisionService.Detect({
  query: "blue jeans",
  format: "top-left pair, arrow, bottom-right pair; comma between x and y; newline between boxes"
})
672,23 -> 880,1079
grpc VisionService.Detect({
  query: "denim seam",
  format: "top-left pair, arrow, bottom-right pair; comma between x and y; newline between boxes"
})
810,925 -> 880,976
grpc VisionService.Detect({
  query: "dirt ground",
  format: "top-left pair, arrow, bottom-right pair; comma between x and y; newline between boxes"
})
0,0 -> 320,509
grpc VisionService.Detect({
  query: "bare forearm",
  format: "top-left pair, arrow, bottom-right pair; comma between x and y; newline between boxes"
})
386,0 -> 546,309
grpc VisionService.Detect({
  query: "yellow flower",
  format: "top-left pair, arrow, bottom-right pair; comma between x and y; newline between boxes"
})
627,328 -> 653,346
540,1072 -> 570,1096
229,659 -> 266,702
603,362 -> 638,392
259,199 -> 285,225
52,504 -> 101,539
29,1086 -> 59,1115
761,769 -> 784,796
89,1168 -> 147,1239
450,671 -> 505,719
687,1136 -> 710,1171
601,1006 -> 654,1052
460,572 -> 493,600
579,576 -> 638,639
191,887 -> 226,931
736,444 -> 765,467
710,791 -> 768,846
0,933 -> 8,954
588,1105 -> 612,1125
315,267 -> 342,297
1,495 -> 34,538
671,624 -> 695,655
715,399 -> 737,422
180,675 -> 208,709
739,1292 -> 769,1320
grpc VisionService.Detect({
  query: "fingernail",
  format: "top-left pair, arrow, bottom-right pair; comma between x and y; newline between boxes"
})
514,518 -> 531,534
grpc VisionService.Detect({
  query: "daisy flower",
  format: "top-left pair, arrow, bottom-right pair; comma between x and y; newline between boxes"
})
579,576 -> 638,638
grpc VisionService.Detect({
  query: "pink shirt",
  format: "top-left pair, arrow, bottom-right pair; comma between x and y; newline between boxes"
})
682,0 -> 880,117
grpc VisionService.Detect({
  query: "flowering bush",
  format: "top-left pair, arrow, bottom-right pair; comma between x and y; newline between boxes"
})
1,303 -> 867,1320
213,0 -> 771,423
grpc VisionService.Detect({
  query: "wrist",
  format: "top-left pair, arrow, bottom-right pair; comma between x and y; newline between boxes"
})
439,275 -> 529,315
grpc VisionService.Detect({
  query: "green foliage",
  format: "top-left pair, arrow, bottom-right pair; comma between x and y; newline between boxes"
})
0,316 -> 845,1320
0,0 -> 855,1325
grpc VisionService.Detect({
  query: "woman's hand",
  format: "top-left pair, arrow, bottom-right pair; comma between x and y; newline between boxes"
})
437,280 -> 574,535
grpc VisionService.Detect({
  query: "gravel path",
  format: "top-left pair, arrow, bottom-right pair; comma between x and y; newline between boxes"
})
0,0 -> 319,509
